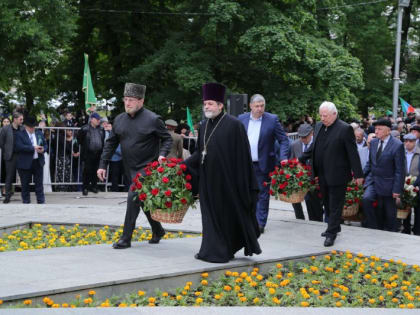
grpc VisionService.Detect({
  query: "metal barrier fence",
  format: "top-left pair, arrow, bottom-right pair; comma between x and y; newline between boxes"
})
0,127 -> 299,192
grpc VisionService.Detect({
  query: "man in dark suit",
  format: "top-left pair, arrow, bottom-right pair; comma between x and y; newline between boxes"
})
0,112 -> 24,203
300,102 -> 363,246
290,123 -> 323,221
238,94 -> 289,233
15,116 -> 47,204
362,119 -> 405,232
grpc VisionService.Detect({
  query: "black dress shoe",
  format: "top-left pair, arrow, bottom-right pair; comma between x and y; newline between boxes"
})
324,235 -> 336,247
321,231 -> 326,237
149,229 -> 165,244
82,189 -> 88,196
3,196 -> 11,204
91,187 -> 99,194
112,239 -> 131,249
259,226 -> 265,234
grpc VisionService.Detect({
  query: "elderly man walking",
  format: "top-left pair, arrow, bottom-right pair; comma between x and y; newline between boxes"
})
97,83 -> 172,249
238,94 -> 289,233
300,102 -> 363,246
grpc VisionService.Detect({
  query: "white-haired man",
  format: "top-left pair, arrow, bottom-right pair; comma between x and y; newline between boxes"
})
300,102 -> 363,247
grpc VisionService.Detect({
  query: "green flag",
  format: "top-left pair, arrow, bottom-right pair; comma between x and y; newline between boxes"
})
186,107 -> 195,136
82,53 -> 97,114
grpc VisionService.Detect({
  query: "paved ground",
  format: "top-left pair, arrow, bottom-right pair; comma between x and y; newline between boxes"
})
0,192 -> 419,314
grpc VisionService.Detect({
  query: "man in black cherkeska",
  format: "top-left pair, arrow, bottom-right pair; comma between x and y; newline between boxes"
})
97,82 -> 172,249
184,82 -> 261,263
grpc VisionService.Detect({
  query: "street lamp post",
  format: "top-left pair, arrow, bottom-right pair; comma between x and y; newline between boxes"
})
392,0 -> 411,120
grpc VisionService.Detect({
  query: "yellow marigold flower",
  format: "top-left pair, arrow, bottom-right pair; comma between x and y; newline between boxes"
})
62,303 -> 69,308
250,281 -> 258,287
324,255 -> 331,260
378,296 -> 384,302
272,297 -> 280,304
43,297 -> 51,304
336,301 -> 342,307
194,291 -> 202,297
253,267 -> 259,272
384,263 -> 389,268
184,285 -> 190,290
201,280 -> 208,286
310,266 -> 318,272
232,272 -> 239,277
335,269 -> 340,274
253,297 -> 260,304
201,272 -> 208,278
280,279 -> 290,287
302,268 -> 309,274
182,290 -> 187,295
23,299 -> 32,305
314,290 -> 320,295
118,303 -> 127,307
138,290 -> 145,296
347,274 -> 353,279
251,271 -> 257,277
311,256 -> 316,260
401,286 -> 408,291
51,304 -> 60,308
301,301 -> 309,307
88,290 -> 96,296
239,297 -> 247,302
195,298 -> 203,304
225,270 -> 232,276
237,292 -> 244,297
368,299 -> 375,304
318,296 -> 323,300
214,294 -> 221,300
240,272 -> 247,278
407,303 -> 414,309
162,292 -> 169,297
371,279 -> 378,284
224,285 -> 232,291
276,263 -> 283,268
392,298 -> 399,303
84,298 -> 92,304
333,292 -> 340,298
387,291 -> 393,296
129,304 -> 137,307
245,276 -> 252,283
256,274 -> 263,281
148,297 -> 156,303
234,286 -> 241,292
176,295 -> 182,301
287,272 -> 294,278
357,253 -> 364,258
399,304 -> 406,308
364,274 -> 371,279
276,273 -> 283,279
269,288 -> 276,295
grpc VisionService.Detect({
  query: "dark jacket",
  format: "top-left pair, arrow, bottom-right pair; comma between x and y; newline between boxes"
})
300,119 -> 363,186
364,136 -> 406,196
238,112 -> 289,174
0,124 -> 22,161
76,124 -> 105,161
99,108 -> 172,180
15,129 -> 47,170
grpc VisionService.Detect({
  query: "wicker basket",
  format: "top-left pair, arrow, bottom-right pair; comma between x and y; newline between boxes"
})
278,189 -> 308,203
151,204 -> 189,223
342,203 -> 359,218
397,208 -> 411,220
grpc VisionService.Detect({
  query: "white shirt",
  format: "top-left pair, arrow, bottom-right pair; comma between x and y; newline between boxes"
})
26,130 -> 38,159
247,114 -> 262,162
406,150 -> 415,173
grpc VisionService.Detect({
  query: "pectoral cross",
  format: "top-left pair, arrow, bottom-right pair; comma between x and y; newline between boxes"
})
201,150 -> 207,164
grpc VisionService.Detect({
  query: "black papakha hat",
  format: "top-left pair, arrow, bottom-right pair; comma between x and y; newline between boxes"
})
24,116 -> 37,127
124,83 -> 146,99
202,83 -> 226,104
373,118 -> 392,129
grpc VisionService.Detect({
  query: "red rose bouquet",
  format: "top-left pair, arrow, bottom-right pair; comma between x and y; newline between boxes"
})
267,158 -> 314,203
342,179 -> 364,218
132,158 -> 195,223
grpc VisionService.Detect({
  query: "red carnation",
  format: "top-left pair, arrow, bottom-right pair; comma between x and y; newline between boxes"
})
347,200 -> 353,205
136,181 -> 143,189
151,188 -> 159,196
165,201 -> 172,208
354,198 -> 360,203
180,198 -> 187,205
169,158 -> 178,163
139,193 -> 147,201
146,170 -> 152,176
281,160 -> 287,167
271,179 -> 276,185
185,174 -> 192,181
185,183 -> 192,190
130,185 -> 135,191
298,181 -> 303,187
167,163 -> 176,168
269,189 -> 274,196
151,161 -> 159,168
347,187 -> 352,192
180,164 -> 187,171
285,174 -> 291,180
176,170 -> 182,175
406,178 -> 411,185
162,177 -> 170,184
165,190 -> 172,197
263,182 -> 268,187
157,167 -> 164,173
354,186 -> 359,191
279,169 -> 284,175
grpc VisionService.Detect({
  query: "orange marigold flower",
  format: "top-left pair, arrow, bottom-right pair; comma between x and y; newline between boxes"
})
224,285 -> 232,291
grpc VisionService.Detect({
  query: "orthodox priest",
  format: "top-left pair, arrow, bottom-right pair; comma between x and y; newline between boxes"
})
184,82 -> 262,263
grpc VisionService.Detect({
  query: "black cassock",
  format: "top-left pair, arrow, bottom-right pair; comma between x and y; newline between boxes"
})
185,112 -> 262,263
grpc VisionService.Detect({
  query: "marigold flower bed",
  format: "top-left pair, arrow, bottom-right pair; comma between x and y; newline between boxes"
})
2,251 -> 419,308
0,224 -> 198,252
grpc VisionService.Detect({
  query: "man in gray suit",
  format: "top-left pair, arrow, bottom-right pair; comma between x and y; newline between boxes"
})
290,124 -> 323,221
0,112 -> 24,203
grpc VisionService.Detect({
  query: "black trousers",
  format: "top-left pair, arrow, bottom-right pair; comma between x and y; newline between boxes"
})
18,159 -> 44,204
109,160 -> 127,192
292,190 -> 323,221
82,154 -> 100,190
402,206 -> 420,235
4,155 -> 17,197
319,180 -> 346,236
121,185 -> 164,242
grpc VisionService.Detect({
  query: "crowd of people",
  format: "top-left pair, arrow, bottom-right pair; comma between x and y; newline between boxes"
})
0,80 -> 418,262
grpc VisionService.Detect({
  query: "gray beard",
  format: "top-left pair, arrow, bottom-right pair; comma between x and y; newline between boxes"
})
204,110 -> 220,119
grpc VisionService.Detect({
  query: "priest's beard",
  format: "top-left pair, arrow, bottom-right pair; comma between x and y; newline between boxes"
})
204,109 -> 222,119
